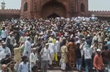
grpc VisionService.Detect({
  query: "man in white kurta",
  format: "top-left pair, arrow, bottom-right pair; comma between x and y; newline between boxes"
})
0,46 -> 6,61
6,33 -> 16,46
54,38 -> 60,56
2,42 -> 11,57
1,29 -> 8,41
30,48 -> 38,72
23,37 -> 31,58
19,34 -> 26,44
48,40 -> 55,66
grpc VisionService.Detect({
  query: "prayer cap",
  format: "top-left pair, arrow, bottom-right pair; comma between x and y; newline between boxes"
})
76,36 -> 78,38
31,43 -> 35,46
45,43 -> 49,46
32,48 -> 36,50
9,32 -> 13,35
96,49 -> 101,52
3,42 -> 6,45
82,38 -> 85,41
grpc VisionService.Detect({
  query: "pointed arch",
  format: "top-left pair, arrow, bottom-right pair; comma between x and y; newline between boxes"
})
48,13 -> 60,18
41,1 -> 66,18
24,2 -> 28,11
80,3 -> 85,12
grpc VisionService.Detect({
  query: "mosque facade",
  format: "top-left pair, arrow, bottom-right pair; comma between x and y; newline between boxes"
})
20,0 -> 88,18
0,0 -> 110,20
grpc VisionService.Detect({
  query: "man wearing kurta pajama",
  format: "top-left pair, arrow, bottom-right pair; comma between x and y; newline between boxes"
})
23,37 -> 31,58
48,41 -> 55,67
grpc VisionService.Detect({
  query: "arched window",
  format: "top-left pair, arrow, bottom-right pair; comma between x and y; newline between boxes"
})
81,3 -> 85,12
24,2 -> 28,11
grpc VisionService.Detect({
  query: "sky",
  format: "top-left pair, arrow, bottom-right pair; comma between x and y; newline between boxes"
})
0,0 -> 110,10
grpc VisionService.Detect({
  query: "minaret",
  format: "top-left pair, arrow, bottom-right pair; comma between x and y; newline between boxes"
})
1,0 -> 6,10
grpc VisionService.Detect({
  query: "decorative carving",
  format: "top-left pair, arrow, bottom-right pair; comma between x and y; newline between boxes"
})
71,0 -> 74,12
3,0 -> 110,18
0,9 -> 20,14
34,2 -> 37,11
89,10 -> 110,17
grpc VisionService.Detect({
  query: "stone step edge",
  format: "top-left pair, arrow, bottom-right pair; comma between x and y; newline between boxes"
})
38,67 -> 108,70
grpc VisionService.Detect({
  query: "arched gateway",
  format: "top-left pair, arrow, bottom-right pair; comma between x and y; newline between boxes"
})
41,1 -> 66,18
48,13 -> 60,18
21,0 -> 88,18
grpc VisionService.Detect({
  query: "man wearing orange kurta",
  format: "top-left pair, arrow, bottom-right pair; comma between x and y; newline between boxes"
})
93,49 -> 104,72
67,39 -> 76,68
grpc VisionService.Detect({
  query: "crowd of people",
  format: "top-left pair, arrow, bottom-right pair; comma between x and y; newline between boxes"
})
0,16 -> 110,72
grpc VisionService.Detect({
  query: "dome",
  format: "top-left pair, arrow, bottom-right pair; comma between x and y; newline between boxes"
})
1,2 -> 5,5
1,1 -> 6,10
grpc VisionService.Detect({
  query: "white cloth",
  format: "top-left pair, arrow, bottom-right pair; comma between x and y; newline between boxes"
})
76,40 -> 80,44
48,43 -> 55,64
18,62 -> 29,72
80,43 -> 84,57
91,44 -> 97,53
64,32 -> 68,36
76,19 -> 80,23
41,48 -> 50,61
98,35 -> 103,42
30,52 -> 38,63
54,40 -> 60,53
48,43 -> 55,53
61,63 -> 66,70
83,47 -> 92,59
30,52 -> 38,72
7,36 -> 16,45
19,36 -> 26,43
14,62 -> 19,71
92,36 -> 98,44
23,40 -> 31,58
49,52 -> 54,65
1,30 -> 8,38
0,47 -> 6,60
3,47 -> 11,56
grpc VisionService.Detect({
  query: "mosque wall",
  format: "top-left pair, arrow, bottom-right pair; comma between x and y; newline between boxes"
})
20,0 -> 89,18
0,9 -> 20,20
89,11 -> 110,17
0,0 -> 110,19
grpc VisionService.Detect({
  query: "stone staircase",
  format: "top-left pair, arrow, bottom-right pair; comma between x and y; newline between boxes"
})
37,62 -> 108,72
38,66 -> 108,72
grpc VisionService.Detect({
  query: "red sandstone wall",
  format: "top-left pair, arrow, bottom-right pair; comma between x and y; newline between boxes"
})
20,0 -> 89,18
0,9 -> 20,15
77,0 -> 88,16
89,10 -> 110,17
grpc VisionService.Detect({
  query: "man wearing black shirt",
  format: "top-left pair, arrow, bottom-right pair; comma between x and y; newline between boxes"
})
75,43 -> 82,72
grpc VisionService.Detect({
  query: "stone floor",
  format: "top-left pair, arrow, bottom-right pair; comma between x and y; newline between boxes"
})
47,70 -> 81,72
39,70 -> 84,72
39,70 -> 107,72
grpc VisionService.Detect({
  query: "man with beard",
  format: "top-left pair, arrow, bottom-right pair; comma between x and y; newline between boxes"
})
94,49 -> 104,72
23,37 -> 31,58
0,64 -> 9,72
18,56 -> 29,72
